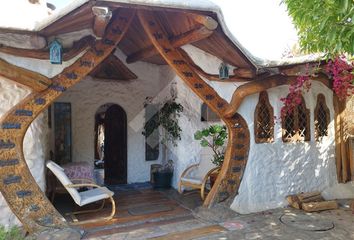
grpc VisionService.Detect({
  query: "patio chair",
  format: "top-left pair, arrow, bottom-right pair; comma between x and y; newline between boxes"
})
46,160 -> 116,225
178,149 -> 220,200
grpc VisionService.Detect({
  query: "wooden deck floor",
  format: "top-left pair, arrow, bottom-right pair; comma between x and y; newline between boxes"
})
53,186 -> 227,239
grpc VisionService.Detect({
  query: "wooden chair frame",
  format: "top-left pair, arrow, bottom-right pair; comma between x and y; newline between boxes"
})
178,164 -> 220,200
64,181 -> 116,225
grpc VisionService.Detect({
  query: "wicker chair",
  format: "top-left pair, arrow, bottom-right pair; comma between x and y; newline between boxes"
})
46,160 -> 116,224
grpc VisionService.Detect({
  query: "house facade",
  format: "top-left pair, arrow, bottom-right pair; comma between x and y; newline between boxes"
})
0,0 -> 352,233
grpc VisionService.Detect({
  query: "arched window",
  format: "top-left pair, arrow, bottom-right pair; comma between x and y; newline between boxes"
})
254,91 -> 274,143
201,103 -> 220,122
282,95 -> 310,142
314,94 -> 330,140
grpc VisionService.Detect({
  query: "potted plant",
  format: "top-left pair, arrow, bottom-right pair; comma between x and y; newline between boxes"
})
152,160 -> 174,189
143,97 -> 183,188
194,124 -> 227,187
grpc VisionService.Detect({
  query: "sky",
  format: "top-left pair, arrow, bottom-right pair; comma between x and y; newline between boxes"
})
48,0 -> 299,61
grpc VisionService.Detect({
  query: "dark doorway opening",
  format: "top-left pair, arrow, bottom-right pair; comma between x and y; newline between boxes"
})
94,103 -> 127,185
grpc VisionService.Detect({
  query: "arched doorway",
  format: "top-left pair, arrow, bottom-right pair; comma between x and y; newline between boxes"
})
94,104 -> 127,185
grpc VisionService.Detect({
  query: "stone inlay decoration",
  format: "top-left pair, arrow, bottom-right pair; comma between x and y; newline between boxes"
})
138,10 -> 250,207
0,8 -> 135,233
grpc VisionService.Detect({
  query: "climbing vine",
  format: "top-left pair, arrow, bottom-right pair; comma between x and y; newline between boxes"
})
326,55 -> 354,100
280,56 -> 353,119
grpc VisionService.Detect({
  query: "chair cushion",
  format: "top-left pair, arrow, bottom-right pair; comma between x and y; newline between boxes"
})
181,177 -> 202,185
194,154 -> 217,180
79,187 -> 114,206
46,161 -> 81,205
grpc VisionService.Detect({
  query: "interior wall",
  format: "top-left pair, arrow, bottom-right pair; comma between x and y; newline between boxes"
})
54,50 -> 174,183
0,77 -> 48,227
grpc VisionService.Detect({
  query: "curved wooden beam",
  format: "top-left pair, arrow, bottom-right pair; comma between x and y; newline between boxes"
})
0,35 -> 95,61
0,8 -> 135,233
186,13 -> 218,31
224,74 -> 332,118
138,10 -> 250,207
179,49 -> 253,82
92,6 -> 112,38
0,58 -> 51,92
126,26 -> 214,64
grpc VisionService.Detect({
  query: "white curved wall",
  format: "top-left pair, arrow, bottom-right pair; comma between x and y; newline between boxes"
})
231,82 -> 338,213
0,77 -> 48,227
171,45 -> 352,213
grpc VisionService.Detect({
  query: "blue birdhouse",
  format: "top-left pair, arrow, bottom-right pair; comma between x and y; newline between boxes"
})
219,62 -> 229,80
49,39 -> 62,64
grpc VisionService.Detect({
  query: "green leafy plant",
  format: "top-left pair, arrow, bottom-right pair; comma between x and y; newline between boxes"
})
143,99 -> 183,147
283,0 -> 354,56
0,226 -> 26,240
194,124 -> 227,167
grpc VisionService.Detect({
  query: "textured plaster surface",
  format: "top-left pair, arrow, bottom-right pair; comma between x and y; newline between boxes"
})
0,77 -> 48,227
231,82 -> 339,213
163,47 -> 350,214
55,50 -> 173,183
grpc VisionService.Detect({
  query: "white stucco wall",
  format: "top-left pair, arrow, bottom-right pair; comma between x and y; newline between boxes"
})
169,45 -> 352,214
0,77 -> 48,227
55,50 -> 175,183
230,82 -> 338,213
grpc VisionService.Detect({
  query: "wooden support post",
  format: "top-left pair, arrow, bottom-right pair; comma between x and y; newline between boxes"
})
333,94 -> 351,183
92,6 -> 112,39
0,8 -> 135,234
138,10 -> 250,207
333,95 -> 344,182
0,58 -> 51,92
126,26 -> 214,63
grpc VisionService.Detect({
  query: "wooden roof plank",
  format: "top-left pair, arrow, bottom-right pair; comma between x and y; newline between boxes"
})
91,54 -> 137,81
126,26 -> 213,63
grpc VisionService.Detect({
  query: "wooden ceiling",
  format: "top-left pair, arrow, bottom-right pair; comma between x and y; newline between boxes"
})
38,2 -> 255,72
90,53 -> 137,80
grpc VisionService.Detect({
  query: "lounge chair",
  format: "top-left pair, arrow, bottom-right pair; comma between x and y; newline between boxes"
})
178,150 -> 220,200
46,160 -> 116,224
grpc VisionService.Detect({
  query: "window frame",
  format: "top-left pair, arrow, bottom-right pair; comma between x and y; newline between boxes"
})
314,94 -> 330,141
254,91 -> 274,143
282,95 -> 310,142
201,103 -> 220,122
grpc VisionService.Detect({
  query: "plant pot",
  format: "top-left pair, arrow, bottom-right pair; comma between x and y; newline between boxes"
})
152,171 -> 173,189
